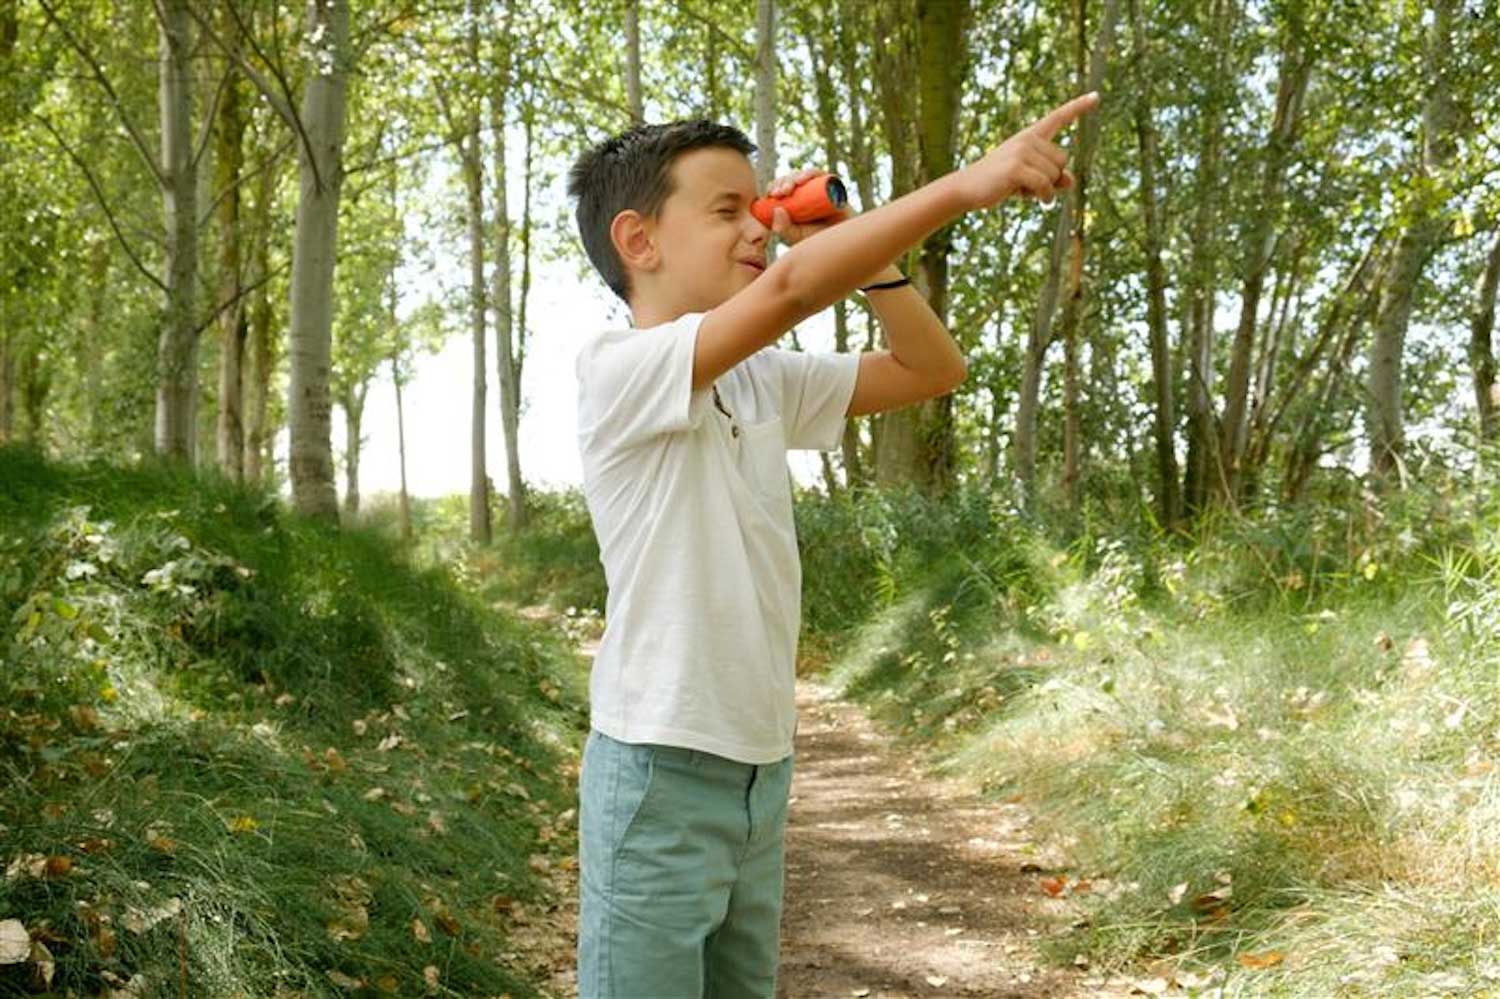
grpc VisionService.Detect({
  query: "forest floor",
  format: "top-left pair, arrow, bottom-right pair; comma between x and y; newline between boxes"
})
508,604 -> 1131,998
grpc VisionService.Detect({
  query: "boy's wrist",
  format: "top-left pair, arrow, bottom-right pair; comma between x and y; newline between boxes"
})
862,264 -> 905,287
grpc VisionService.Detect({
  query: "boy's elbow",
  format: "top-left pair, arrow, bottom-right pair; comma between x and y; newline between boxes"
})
939,355 -> 967,393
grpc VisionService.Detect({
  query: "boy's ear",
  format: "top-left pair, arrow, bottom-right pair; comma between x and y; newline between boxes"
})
609,209 -> 659,274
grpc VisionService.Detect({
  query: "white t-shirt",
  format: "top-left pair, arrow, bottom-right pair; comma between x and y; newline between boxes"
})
575,310 -> 860,764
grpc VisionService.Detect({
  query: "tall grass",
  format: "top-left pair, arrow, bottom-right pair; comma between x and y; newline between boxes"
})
1,445 -> 585,998
794,480 -> 1500,996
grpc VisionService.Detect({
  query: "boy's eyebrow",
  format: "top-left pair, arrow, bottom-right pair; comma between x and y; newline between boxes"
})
710,190 -> 748,204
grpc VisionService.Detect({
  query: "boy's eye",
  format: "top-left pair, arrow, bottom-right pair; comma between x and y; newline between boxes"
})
716,208 -> 737,217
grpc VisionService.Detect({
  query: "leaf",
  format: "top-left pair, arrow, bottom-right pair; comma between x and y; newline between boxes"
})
122,898 -> 182,935
411,918 -> 430,943
0,919 -> 29,964
326,969 -> 364,989
1040,876 -> 1068,897
1237,950 -> 1284,970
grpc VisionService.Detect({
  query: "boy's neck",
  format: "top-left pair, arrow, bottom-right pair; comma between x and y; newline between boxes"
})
628,298 -> 687,330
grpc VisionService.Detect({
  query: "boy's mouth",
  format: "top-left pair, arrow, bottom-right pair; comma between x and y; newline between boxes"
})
737,257 -> 765,273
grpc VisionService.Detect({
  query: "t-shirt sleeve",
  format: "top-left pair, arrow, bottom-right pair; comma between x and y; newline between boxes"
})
576,311 -> 715,452
768,347 -> 861,451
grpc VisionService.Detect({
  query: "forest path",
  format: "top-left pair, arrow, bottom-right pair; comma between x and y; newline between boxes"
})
775,678 -> 1124,998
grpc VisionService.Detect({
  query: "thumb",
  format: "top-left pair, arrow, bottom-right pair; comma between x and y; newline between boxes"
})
772,204 -> 789,233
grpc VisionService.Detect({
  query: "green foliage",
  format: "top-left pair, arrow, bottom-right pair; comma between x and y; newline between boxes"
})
796,477 -> 1500,994
0,446 -> 585,997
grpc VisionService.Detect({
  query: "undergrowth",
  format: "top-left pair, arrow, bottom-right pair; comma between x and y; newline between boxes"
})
0,445 -> 586,998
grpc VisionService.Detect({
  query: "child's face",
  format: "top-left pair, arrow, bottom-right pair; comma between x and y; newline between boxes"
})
642,147 -> 771,313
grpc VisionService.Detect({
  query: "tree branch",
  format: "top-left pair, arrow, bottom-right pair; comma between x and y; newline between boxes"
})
190,59 -> 238,174
35,0 -> 166,189
29,109 -> 167,294
197,133 -> 294,230
192,256 -> 289,338
186,0 -> 318,190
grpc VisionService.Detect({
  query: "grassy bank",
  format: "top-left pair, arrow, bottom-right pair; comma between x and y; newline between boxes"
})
795,484 -> 1500,997
0,446 -> 587,998
475,479 -> 1500,996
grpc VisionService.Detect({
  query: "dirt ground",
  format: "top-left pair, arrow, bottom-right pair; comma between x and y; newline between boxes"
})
775,678 -> 1128,999
509,668 -> 1138,998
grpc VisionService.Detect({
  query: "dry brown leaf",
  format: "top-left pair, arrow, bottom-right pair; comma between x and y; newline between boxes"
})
411,918 -> 430,943
1237,950 -> 1284,970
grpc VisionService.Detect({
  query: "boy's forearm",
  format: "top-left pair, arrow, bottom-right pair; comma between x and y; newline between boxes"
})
772,174 -> 968,315
862,265 -> 967,380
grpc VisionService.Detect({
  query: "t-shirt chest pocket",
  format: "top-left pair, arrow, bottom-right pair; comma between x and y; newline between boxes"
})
732,416 -> 790,508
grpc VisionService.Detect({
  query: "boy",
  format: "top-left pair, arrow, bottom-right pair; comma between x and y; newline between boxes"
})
566,92 -> 1099,998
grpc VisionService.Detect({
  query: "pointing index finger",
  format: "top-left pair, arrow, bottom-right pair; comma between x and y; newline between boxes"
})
1030,91 -> 1101,141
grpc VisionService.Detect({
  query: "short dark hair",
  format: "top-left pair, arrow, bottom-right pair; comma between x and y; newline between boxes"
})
566,119 -> 756,304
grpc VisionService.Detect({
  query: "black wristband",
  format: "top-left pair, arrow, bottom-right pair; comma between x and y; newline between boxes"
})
859,275 -> 911,293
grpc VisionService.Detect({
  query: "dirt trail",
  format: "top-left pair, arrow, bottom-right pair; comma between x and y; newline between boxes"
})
503,603 -> 1119,997
777,679 -> 1117,999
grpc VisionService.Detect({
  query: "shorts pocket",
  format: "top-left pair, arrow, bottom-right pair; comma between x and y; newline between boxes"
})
612,743 -> 660,853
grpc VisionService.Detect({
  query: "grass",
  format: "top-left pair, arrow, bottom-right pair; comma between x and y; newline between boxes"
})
258,472 -> 1500,996
0,445 -> 588,998
795,483 -> 1500,997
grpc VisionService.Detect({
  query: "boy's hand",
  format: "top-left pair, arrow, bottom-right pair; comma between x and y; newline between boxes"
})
764,167 -> 853,246
951,91 -> 1100,210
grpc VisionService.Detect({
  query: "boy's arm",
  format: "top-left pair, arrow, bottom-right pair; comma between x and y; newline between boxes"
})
691,177 -> 966,391
692,91 -> 1101,393
844,262 -> 967,417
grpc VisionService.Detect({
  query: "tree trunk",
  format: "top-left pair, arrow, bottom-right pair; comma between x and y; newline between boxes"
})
341,382 -> 366,519
874,0 -> 966,491
1366,0 -> 1458,487
1247,239 -> 1383,479
625,0 -> 643,123
84,239 -> 109,449
1129,0 -> 1180,529
1217,18 -> 1310,503
463,11 -> 490,545
805,15 -> 863,489
392,352 -> 413,542
491,20 -> 527,531
1182,0 -> 1237,516
154,0 -> 199,463
1014,198 -> 1072,504
388,159 -> 412,542
286,0 -> 350,521
244,146 -> 277,487
1471,230 -> 1500,448
214,4 -> 247,481
1055,0 -> 1118,509
1285,252 -> 1387,502
754,0 -> 777,193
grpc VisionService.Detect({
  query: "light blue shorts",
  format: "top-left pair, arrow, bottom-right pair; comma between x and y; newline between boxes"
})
576,728 -> 795,998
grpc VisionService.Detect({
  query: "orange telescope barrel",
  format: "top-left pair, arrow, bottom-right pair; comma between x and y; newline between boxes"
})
750,172 -> 848,228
